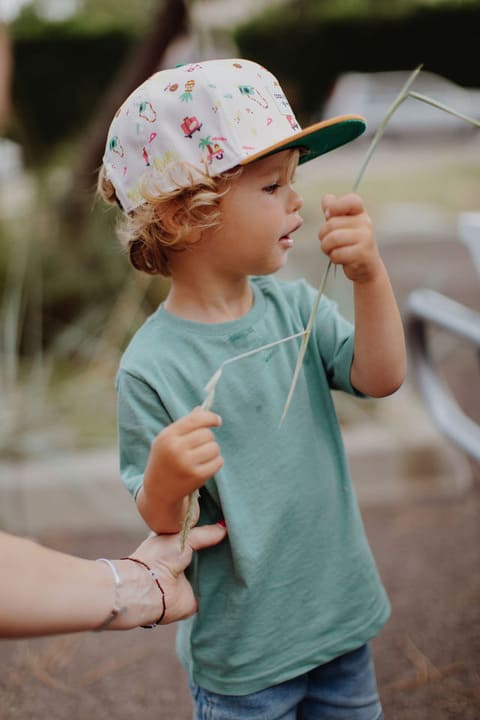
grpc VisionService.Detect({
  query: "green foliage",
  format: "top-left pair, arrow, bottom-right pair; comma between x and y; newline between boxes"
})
10,15 -> 136,162
76,0 -> 160,32
13,0 -> 158,35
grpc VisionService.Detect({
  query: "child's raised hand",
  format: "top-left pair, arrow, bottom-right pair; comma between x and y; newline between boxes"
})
319,193 -> 382,284
144,408 -> 224,507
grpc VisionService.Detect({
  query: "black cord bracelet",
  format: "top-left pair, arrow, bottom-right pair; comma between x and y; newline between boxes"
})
120,556 -> 166,628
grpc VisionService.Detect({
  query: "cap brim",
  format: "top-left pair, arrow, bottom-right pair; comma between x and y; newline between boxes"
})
240,114 -> 366,166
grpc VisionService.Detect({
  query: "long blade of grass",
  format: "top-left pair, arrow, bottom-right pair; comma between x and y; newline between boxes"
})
279,259 -> 331,424
182,64 -> 480,546
408,91 -> 480,128
351,64 -> 424,191
279,65 -> 424,424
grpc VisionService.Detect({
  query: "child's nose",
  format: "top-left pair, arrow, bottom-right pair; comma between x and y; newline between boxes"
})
289,187 -> 304,213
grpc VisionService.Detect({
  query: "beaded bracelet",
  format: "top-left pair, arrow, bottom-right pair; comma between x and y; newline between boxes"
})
120,556 -> 166,628
95,558 -> 127,631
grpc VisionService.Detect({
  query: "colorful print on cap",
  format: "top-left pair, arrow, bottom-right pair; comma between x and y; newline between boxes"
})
103,58 -> 366,213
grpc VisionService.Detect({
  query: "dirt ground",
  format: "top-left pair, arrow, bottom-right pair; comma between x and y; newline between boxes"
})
1,465 -> 479,720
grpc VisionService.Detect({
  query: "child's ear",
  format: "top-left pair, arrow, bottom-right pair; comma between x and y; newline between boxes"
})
173,206 -> 215,247
184,228 -> 203,247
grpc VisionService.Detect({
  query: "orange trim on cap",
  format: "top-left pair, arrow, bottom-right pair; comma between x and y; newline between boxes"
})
239,114 -> 366,165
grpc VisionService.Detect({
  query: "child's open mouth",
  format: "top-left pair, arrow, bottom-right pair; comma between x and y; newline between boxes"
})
279,221 -> 302,249
278,234 -> 294,249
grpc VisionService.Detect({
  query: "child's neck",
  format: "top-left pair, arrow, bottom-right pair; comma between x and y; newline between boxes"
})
164,274 -> 254,324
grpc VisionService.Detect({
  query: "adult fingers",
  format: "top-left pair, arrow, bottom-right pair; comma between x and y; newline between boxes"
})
188,522 -> 228,553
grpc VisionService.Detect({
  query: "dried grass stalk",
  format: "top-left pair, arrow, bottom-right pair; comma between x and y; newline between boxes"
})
179,331 -> 306,548
180,65 -> 480,545
280,64 -> 480,423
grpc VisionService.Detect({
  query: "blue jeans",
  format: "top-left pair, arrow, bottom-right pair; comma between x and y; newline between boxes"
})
190,644 -> 383,720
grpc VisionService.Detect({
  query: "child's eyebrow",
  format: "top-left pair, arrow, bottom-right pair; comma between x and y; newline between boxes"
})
256,160 -> 298,179
256,164 -> 284,178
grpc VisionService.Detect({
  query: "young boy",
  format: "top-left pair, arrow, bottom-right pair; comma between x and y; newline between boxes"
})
99,58 -> 406,719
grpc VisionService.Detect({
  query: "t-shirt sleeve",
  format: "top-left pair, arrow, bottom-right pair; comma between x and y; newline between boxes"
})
293,279 -> 364,396
316,300 -> 361,395
115,369 -> 173,499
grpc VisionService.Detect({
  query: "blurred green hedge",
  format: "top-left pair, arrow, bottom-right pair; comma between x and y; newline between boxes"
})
10,18 -> 135,162
5,1 -> 480,356
234,2 -> 480,123
9,3 -> 480,159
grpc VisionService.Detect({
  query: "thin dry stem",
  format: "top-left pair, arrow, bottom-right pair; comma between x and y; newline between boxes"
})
280,63 -> 480,424
279,64 -> 424,424
182,64 -> 480,542
352,64 -> 424,192
408,90 -> 480,128
179,330 -> 306,548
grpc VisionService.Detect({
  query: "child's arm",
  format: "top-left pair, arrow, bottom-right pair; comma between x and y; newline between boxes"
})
136,407 -> 224,534
319,193 -> 407,397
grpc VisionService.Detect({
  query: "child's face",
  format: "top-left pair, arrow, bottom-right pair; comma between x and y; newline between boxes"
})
203,150 -> 304,278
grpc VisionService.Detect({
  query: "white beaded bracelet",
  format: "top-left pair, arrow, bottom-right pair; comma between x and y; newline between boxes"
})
95,558 -> 127,631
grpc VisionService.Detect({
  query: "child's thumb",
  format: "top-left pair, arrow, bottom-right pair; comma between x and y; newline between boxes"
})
322,193 -> 336,219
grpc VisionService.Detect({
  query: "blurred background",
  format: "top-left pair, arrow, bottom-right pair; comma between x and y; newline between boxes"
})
0,1 -> 479,718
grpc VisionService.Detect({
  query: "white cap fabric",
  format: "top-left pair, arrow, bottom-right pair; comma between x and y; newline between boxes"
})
103,58 -> 366,213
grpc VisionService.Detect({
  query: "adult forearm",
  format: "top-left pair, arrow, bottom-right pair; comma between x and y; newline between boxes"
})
0,523 -> 227,639
0,533 -> 119,637
350,263 -> 407,397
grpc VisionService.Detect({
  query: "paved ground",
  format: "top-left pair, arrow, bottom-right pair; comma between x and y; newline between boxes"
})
1,466 -> 479,720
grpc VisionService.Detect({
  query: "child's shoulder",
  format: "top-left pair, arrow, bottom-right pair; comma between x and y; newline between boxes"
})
117,307 -> 167,374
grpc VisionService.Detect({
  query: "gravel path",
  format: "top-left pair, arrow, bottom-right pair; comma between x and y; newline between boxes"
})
1,469 -> 479,720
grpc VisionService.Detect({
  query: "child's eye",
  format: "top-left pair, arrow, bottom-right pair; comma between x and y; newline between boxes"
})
263,183 -> 280,194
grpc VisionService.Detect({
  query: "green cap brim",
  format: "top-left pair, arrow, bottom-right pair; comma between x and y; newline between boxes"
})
241,115 -> 366,166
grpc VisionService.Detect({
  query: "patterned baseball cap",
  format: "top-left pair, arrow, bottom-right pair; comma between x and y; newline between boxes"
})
103,58 -> 366,213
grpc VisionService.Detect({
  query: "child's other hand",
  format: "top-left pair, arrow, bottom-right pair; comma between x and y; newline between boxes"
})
319,193 -> 382,284
145,408 -> 224,503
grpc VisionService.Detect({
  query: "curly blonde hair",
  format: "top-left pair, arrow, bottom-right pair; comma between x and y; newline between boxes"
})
97,164 -> 243,277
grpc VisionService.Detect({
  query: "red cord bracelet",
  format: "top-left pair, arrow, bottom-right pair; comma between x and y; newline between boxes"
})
120,556 -> 166,627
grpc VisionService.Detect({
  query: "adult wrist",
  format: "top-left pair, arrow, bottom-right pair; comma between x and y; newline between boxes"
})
120,556 -> 166,627
93,556 -> 166,631
94,558 -> 128,631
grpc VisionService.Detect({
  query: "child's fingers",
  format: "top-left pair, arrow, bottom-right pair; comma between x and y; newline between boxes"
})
197,455 -> 224,478
178,408 -> 223,435
322,192 -> 365,218
189,440 -> 222,466
318,214 -> 366,242
325,243 -> 364,267
184,427 -> 218,449
321,193 -> 337,219
321,229 -> 358,257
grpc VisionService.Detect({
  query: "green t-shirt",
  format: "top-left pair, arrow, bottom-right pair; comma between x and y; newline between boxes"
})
116,275 -> 390,695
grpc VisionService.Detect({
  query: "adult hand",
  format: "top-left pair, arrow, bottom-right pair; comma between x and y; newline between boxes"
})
114,522 -> 227,628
